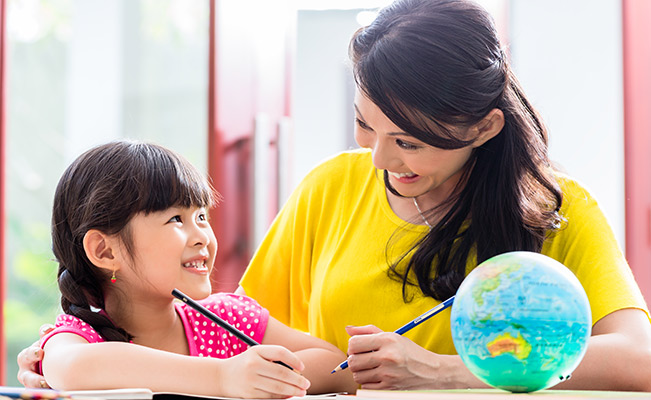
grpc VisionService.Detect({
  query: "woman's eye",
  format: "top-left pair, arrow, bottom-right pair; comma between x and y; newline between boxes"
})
396,138 -> 419,150
169,215 -> 182,223
355,118 -> 372,130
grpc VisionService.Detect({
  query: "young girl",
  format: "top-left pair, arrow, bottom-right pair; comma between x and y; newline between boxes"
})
38,140 -> 355,398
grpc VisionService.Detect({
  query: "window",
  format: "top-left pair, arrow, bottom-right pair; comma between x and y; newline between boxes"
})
5,0 -> 209,383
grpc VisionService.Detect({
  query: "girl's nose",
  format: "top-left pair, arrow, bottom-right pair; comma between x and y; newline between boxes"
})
191,224 -> 211,247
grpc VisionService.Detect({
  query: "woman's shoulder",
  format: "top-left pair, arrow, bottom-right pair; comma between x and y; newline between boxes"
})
295,149 -> 374,197
553,171 -> 600,213
303,148 -> 372,181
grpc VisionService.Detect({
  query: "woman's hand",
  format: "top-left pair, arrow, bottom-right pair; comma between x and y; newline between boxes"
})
345,325 -> 484,390
17,324 -> 54,388
217,345 -> 311,399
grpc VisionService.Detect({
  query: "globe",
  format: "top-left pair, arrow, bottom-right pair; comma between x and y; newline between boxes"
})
450,251 -> 591,393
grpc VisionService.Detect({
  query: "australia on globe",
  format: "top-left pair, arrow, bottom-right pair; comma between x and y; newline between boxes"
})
450,251 -> 591,393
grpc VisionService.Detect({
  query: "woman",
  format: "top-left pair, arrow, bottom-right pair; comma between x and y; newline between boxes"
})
19,0 -> 651,392
237,0 -> 651,391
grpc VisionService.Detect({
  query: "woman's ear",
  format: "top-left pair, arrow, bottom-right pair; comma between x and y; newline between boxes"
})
82,229 -> 120,272
471,108 -> 504,147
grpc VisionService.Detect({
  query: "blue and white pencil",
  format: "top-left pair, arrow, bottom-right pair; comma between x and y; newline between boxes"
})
331,295 -> 455,374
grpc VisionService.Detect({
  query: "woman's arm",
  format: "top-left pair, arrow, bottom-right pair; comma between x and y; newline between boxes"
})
42,332 -> 310,399
555,308 -> 651,391
345,308 -> 651,391
262,316 -> 358,394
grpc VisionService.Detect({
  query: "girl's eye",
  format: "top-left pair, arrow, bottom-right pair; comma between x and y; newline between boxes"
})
169,215 -> 182,223
197,213 -> 207,222
396,138 -> 420,150
355,118 -> 372,131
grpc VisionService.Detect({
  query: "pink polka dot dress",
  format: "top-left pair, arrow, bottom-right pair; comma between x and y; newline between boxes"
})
40,293 -> 270,359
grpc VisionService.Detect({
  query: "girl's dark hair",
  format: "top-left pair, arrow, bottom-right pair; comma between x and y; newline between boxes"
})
52,140 -> 217,341
350,0 -> 562,301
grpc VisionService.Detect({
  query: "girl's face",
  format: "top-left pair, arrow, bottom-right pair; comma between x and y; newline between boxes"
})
353,90 -> 475,204
118,206 -> 217,302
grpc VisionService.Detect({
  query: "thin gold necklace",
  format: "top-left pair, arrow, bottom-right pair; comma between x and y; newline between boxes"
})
412,197 -> 432,229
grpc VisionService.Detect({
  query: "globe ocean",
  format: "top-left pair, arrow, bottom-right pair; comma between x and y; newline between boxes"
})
450,251 -> 591,393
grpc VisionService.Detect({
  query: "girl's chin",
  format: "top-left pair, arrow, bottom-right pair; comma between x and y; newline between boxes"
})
177,283 -> 212,301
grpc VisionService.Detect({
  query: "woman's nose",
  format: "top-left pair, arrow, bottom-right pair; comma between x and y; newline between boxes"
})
371,139 -> 397,171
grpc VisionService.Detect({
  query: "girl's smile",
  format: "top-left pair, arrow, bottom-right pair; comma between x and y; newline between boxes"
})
113,206 -> 217,303
181,257 -> 210,274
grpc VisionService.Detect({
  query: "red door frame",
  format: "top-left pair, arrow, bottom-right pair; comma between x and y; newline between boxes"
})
623,0 -> 651,301
0,0 -> 7,385
206,1 -> 291,293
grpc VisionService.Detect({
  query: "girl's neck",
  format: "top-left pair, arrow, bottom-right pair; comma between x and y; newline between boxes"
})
104,296 -> 190,355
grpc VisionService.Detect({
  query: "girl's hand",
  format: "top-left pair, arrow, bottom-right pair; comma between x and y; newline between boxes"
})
17,324 -> 54,388
345,325 -> 481,390
218,345 -> 311,399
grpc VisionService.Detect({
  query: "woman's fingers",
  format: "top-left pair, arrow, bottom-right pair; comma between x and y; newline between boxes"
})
16,342 -> 48,388
39,324 -> 55,338
345,324 -> 383,336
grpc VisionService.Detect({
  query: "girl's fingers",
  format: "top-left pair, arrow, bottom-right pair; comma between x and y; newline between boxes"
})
256,345 -> 306,375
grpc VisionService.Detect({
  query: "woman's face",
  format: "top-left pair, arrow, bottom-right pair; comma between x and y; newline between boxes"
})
353,90 -> 475,203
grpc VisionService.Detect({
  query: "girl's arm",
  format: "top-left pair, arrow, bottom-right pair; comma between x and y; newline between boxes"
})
42,332 -> 310,399
262,316 -> 358,394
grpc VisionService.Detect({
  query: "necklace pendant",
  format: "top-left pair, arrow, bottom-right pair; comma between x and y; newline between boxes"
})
412,197 -> 432,229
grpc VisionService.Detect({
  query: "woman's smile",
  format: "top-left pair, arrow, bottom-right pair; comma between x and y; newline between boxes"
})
387,170 -> 421,184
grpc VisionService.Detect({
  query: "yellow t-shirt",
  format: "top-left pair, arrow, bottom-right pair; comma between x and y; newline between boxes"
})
240,149 -> 648,355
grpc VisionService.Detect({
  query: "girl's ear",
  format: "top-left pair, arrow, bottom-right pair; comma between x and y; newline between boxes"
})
83,229 -> 120,272
470,108 -> 505,147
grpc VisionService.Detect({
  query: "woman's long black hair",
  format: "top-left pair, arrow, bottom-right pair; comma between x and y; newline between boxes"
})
52,140 -> 217,341
350,0 -> 562,301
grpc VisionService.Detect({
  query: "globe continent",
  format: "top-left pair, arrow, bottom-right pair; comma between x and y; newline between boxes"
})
450,251 -> 591,393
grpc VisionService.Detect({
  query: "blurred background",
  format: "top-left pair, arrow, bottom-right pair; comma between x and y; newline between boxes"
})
0,0 -> 649,385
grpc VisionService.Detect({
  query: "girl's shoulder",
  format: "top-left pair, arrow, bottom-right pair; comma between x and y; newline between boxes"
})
196,293 -> 266,311
41,314 -> 105,349
179,293 -> 269,326
177,293 -> 270,351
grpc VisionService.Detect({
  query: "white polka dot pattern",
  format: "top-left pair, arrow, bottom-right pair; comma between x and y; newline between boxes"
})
39,293 -> 270,362
177,293 -> 269,358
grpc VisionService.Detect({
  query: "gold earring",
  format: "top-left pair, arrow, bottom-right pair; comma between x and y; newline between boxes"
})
110,270 -> 117,283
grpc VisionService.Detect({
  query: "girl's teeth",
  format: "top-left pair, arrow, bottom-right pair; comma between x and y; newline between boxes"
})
183,260 -> 206,269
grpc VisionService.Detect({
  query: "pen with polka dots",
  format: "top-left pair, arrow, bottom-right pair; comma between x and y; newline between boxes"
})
172,288 -> 293,370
